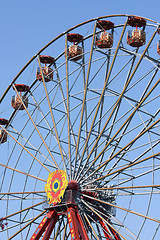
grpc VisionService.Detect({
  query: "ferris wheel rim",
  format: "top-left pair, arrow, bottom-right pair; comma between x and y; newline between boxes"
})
0,13 -> 160,239
0,13 -> 159,105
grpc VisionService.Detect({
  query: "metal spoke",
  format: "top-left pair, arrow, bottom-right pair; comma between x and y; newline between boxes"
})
0,163 -> 46,182
75,20 -> 128,179
81,198 -> 126,240
109,214 -> 140,240
65,35 -> 72,179
103,67 -> 159,173
81,193 -> 160,224
73,20 -> 97,178
12,84 -> 59,169
92,152 -> 160,184
0,191 -> 45,196
81,117 -> 160,185
8,210 -> 46,240
4,201 -> 45,220
0,125 -> 51,173
84,213 -> 100,240
85,184 -> 160,192
77,28 -> 158,182
37,56 -> 68,173
11,125 -> 55,168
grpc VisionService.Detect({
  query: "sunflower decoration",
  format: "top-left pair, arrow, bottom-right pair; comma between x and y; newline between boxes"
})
45,170 -> 68,205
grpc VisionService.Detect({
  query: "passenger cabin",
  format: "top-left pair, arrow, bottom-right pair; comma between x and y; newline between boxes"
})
67,33 -> 83,61
36,55 -> 55,82
0,118 -> 9,143
96,20 -> 114,49
157,41 -> 160,55
11,84 -> 29,110
127,17 -> 146,47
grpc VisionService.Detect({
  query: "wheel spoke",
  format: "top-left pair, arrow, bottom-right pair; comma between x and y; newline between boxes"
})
81,198 -> 126,240
73,21 -> 97,178
75,19 -> 128,179
81,118 -> 160,185
65,35 -> 72,179
91,152 -> 160,184
81,193 -> 160,224
37,56 -> 68,174
8,210 -> 46,240
77,29 -> 159,182
12,84 -> 59,169
0,163 -> 46,182
84,213 -> 100,240
0,125 -> 52,173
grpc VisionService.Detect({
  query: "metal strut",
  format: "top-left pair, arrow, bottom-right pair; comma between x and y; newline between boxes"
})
67,206 -> 89,240
99,217 -> 121,240
30,210 -> 58,240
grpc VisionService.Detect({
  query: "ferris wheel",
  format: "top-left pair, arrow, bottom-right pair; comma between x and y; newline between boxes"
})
0,14 -> 160,239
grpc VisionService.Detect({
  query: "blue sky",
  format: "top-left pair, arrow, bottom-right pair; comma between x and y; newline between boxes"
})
0,0 -> 160,95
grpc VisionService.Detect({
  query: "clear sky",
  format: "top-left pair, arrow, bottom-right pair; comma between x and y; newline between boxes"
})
0,0 -> 160,95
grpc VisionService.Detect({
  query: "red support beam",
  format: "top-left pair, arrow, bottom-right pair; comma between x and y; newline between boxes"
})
42,215 -> 58,240
67,207 -> 80,240
76,211 -> 89,240
30,210 -> 57,240
99,217 -> 112,239
99,217 -> 121,240
67,206 -> 89,240
108,225 -> 121,240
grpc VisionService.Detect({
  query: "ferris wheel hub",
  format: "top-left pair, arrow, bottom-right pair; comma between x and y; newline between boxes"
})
68,180 -> 80,191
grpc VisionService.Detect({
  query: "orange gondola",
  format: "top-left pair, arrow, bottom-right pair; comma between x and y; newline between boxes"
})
11,84 -> 29,110
67,33 -> 83,61
36,55 -> 55,82
127,17 -> 146,47
0,118 -> 8,143
96,20 -> 114,49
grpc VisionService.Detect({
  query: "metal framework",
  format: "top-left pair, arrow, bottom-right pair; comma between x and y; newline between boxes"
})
0,14 -> 160,239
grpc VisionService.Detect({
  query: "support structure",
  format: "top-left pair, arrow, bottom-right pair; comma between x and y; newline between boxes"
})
67,206 -> 89,240
30,211 -> 58,240
99,217 -> 121,240
30,180 -> 121,240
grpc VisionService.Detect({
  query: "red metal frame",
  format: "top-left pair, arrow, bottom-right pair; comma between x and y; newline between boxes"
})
42,216 -> 58,240
67,206 -> 89,240
30,206 -> 121,239
99,217 -> 121,240
99,217 -> 112,239
30,184 -> 121,240
30,207 -> 89,240
30,210 -> 57,240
